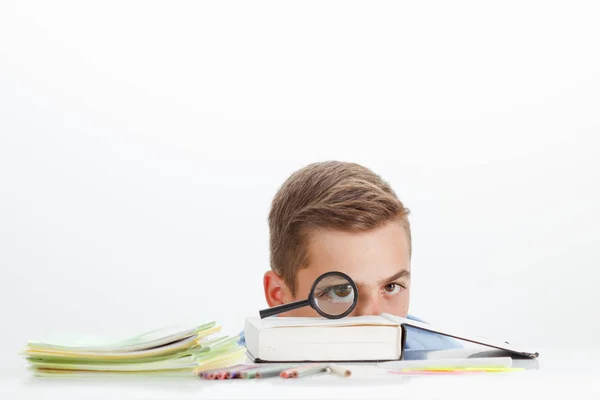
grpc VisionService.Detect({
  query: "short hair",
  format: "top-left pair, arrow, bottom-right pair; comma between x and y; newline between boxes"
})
268,161 -> 411,296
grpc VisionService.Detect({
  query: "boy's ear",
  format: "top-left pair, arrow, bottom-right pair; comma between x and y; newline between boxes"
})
263,270 -> 289,307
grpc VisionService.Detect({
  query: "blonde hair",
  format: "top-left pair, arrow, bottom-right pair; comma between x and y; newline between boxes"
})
268,161 -> 411,295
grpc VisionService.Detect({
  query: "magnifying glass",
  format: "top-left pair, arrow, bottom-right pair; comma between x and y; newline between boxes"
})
259,271 -> 359,319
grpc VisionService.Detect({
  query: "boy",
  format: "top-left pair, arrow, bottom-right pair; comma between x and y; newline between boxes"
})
259,161 -> 458,350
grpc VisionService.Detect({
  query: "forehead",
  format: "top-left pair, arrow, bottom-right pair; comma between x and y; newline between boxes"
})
298,222 -> 410,287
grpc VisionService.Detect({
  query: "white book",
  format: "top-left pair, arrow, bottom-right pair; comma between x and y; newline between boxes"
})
244,313 -> 539,363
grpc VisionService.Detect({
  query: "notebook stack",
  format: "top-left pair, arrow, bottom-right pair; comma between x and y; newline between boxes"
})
23,322 -> 246,377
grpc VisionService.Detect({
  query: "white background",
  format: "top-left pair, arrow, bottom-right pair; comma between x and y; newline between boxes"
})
1,0 -> 599,373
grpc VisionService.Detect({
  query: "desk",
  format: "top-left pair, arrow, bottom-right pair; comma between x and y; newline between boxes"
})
2,348 -> 599,400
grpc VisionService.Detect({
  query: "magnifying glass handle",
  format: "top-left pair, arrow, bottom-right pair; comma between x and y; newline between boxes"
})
259,299 -> 310,319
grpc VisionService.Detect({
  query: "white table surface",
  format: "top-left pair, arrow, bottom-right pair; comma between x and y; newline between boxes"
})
2,348 -> 599,400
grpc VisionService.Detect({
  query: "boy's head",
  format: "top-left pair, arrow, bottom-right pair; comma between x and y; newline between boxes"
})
264,161 -> 412,318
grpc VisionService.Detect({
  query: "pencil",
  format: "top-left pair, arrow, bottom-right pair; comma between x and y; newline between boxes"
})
216,370 -> 228,379
197,366 -> 227,378
280,369 -> 297,378
226,364 -> 260,379
280,364 -> 329,379
197,364 -> 246,380
241,364 -> 298,379
327,364 -> 352,377
280,363 -> 314,378
296,364 -> 329,378
199,368 -> 219,380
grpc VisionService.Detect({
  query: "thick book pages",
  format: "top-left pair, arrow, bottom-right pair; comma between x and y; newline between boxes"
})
245,316 -> 403,363
244,314 -> 538,363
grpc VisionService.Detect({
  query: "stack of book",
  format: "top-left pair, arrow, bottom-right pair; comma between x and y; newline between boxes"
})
23,321 -> 246,377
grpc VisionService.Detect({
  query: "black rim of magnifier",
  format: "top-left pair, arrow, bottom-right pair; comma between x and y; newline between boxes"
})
258,271 -> 358,319
310,271 -> 358,319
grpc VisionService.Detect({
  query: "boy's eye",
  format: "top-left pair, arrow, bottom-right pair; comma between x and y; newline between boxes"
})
332,285 -> 352,298
316,284 -> 355,303
383,283 -> 402,294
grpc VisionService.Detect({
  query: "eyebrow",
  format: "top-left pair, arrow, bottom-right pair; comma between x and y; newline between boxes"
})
355,270 -> 411,288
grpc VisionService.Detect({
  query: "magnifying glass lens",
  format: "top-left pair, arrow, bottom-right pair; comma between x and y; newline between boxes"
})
312,274 -> 356,317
